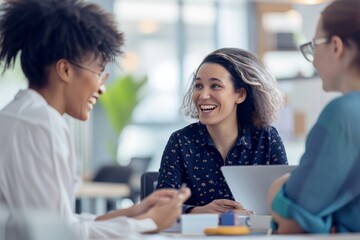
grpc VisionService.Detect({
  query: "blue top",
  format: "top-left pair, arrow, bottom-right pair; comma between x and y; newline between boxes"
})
272,91 -> 360,233
156,122 -> 288,213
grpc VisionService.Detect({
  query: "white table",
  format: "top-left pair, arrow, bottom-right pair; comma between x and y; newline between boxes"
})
144,233 -> 360,240
76,182 -> 130,214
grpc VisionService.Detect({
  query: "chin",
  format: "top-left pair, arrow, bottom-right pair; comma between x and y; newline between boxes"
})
321,82 -> 328,91
322,84 -> 332,92
199,119 -> 215,126
70,112 -> 89,121
80,113 -> 90,121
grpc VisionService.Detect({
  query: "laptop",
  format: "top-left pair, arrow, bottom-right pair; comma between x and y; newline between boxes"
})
221,165 -> 297,215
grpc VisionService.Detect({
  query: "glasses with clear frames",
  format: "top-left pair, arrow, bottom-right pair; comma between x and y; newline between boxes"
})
68,61 -> 106,82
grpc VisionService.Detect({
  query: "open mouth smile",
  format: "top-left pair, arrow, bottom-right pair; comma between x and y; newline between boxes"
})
199,104 -> 217,112
89,98 -> 97,106
88,95 -> 98,110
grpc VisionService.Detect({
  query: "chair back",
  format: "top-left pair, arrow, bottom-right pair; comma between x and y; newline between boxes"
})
128,157 -> 151,177
140,171 -> 159,200
93,164 -> 133,184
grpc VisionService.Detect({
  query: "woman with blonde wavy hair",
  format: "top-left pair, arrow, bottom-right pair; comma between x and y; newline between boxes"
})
157,48 -> 288,214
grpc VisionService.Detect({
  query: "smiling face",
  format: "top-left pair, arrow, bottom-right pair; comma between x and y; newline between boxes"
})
192,63 -> 246,128
64,55 -> 106,121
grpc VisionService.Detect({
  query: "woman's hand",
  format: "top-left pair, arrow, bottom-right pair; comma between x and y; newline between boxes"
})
190,199 -> 253,215
95,188 -> 190,221
133,188 -> 182,216
137,187 -> 191,232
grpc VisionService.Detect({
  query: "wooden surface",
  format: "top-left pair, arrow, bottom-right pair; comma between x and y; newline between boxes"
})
76,182 -> 130,198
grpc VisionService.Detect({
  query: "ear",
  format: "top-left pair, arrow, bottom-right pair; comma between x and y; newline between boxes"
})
55,59 -> 71,83
331,35 -> 345,60
235,88 -> 247,104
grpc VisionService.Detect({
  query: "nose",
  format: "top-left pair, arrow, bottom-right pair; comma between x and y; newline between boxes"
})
98,72 -> 109,95
199,87 -> 210,100
98,84 -> 106,95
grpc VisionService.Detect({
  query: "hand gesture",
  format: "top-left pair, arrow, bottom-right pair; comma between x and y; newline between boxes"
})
95,188 -> 190,222
134,188 -> 181,216
190,199 -> 253,215
137,187 -> 191,232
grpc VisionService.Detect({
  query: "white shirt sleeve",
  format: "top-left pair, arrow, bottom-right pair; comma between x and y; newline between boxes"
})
76,213 -> 157,239
0,90 -> 157,240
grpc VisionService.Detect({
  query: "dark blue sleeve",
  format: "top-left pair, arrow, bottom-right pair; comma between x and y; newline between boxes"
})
182,205 -> 195,214
156,132 -> 183,190
268,126 -> 288,165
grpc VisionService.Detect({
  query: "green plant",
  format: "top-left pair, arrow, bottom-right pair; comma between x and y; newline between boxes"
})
99,74 -> 147,159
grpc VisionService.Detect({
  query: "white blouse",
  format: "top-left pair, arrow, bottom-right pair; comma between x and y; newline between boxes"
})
0,89 -> 156,239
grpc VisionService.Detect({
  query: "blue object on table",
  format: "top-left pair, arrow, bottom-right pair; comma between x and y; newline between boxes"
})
220,211 -> 237,226
220,210 -> 251,227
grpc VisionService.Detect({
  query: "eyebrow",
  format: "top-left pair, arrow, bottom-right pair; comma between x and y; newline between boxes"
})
194,77 -> 223,83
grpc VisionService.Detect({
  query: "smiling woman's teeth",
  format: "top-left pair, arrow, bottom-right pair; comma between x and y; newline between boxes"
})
89,98 -> 97,105
200,104 -> 216,111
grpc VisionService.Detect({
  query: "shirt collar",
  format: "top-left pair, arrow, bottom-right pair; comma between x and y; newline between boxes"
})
197,122 -> 252,149
15,88 -> 65,121
197,122 -> 209,147
15,89 -> 48,105
237,127 -> 252,149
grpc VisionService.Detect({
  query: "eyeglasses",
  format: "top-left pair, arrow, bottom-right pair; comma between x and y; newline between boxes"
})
69,61 -> 106,81
299,37 -> 330,62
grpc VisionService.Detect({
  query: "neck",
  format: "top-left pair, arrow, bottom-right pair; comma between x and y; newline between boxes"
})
30,82 -> 66,115
341,70 -> 360,93
206,120 -> 239,160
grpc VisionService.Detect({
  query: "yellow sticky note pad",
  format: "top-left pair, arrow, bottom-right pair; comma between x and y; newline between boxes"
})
204,226 -> 251,236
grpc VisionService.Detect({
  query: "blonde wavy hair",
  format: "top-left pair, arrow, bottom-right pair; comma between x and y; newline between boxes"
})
181,48 -> 284,128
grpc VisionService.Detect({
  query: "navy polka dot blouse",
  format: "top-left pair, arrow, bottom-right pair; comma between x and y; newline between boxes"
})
156,122 -> 288,213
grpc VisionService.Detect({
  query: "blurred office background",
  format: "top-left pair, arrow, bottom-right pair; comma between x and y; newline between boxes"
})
0,0 -> 337,205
